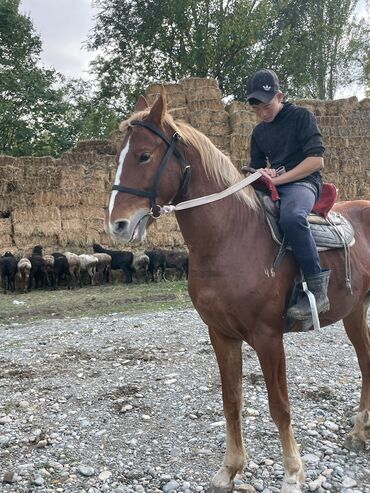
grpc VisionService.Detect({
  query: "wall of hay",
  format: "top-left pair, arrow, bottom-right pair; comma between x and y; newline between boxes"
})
0,78 -> 369,255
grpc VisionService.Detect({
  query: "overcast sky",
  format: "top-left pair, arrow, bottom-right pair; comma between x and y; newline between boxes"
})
19,0 -> 368,98
19,0 -> 98,79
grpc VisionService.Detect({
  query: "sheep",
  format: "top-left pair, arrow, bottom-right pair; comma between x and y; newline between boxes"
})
131,252 -> 150,283
28,245 -> 48,290
51,253 -> 72,289
93,243 -> 133,283
79,254 -> 98,285
44,254 -> 55,288
0,252 -> 18,294
17,257 -> 31,293
64,252 -> 81,288
145,249 -> 166,282
92,253 -> 112,284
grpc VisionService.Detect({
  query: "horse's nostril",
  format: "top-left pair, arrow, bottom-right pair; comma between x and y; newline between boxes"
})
114,220 -> 129,233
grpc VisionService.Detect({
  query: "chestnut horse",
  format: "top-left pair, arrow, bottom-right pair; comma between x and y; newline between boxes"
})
106,93 -> 370,493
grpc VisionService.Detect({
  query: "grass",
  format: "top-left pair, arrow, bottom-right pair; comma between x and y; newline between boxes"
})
0,281 -> 192,326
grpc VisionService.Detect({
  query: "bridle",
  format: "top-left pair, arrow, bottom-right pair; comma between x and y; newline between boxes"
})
111,120 -> 191,218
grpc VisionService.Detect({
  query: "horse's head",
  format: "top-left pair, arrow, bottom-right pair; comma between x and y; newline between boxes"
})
107,91 -> 190,244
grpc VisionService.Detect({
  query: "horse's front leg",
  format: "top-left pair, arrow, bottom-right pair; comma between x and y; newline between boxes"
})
255,333 -> 304,493
208,328 -> 245,493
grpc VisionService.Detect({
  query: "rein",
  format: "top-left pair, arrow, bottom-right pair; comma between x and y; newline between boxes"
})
111,120 -> 262,218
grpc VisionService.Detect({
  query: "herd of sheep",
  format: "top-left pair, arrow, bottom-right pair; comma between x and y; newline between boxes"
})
0,243 -> 189,294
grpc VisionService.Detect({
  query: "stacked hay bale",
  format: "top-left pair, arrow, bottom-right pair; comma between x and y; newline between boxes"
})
297,97 -> 370,201
0,78 -> 368,255
145,82 -> 188,122
182,78 -> 231,154
13,205 -> 61,250
0,218 -> 12,251
58,145 -> 116,248
227,101 -> 257,170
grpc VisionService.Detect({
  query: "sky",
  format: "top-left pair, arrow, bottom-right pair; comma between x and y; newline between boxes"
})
19,0 -> 368,98
19,0 -> 98,79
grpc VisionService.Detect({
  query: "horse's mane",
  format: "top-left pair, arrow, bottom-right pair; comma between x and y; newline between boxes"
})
120,109 -> 259,210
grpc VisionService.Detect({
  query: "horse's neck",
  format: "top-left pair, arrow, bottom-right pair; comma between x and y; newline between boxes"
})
175,164 -> 264,255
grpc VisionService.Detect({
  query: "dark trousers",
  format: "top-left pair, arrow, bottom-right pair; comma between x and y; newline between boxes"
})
277,183 -> 321,277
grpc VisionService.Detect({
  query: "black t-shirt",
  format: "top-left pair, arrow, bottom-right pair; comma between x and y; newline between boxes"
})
250,102 -> 325,193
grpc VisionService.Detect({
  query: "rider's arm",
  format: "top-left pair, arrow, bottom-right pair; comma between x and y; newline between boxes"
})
271,156 -> 324,185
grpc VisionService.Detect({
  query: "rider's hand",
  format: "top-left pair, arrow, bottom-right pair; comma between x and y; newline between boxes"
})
259,168 -> 277,178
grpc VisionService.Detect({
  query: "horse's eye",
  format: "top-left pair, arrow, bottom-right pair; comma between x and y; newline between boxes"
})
139,152 -> 151,163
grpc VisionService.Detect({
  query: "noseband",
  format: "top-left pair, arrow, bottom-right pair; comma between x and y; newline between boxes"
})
111,120 -> 191,218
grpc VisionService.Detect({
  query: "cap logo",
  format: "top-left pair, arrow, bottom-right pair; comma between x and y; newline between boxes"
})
262,85 -> 271,91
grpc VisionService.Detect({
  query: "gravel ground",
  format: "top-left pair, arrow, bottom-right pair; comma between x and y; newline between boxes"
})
0,308 -> 369,493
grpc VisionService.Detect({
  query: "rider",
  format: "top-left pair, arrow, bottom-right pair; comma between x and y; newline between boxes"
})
245,68 -> 331,321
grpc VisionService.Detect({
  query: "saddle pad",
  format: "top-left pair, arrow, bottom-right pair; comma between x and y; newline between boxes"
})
266,211 -> 355,250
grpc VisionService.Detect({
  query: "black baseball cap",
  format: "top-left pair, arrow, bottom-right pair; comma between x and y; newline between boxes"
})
246,69 -> 280,103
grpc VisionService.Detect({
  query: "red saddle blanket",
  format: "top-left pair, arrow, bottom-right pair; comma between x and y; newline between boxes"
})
251,175 -> 337,218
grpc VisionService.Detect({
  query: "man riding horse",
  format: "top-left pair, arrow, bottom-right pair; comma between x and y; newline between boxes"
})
246,69 -> 331,321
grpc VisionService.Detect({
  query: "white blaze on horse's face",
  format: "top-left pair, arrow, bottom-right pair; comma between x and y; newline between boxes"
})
108,138 -> 130,229
107,138 -> 149,244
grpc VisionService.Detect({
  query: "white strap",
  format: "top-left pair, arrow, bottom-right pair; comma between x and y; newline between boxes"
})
302,281 -> 321,330
159,171 -> 262,215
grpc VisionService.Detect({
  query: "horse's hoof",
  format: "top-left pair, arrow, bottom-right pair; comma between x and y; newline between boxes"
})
344,434 -> 366,451
208,484 -> 233,493
281,482 -> 302,493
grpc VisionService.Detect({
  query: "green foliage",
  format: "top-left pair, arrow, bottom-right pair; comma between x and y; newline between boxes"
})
88,0 -> 369,104
88,0 -> 273,110
0,0 -> 120,157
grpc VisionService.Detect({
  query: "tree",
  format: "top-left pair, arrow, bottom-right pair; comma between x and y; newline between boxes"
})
88,0 -> 273,110
88,0 -> 369,105
0,0 -> 120,157
259,0 -> 370,99
0,0 -> 65,155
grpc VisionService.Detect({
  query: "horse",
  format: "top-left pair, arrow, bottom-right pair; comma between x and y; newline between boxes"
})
106,92 -> 370,493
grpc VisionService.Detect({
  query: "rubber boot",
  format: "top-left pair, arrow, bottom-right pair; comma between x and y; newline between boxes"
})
287,269 -> 331,321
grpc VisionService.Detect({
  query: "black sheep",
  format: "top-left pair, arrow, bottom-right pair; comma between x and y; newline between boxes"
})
0,252 -> 18,294
93,243 -> 133,283
144,249 -> 167,282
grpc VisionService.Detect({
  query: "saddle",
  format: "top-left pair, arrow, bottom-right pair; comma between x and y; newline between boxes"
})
252,175 -> 355,253
251,175 -> 355,334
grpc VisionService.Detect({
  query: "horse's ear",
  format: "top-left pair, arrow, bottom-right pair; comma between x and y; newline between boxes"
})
134,95 -> 149,112
148,89 -> 167,127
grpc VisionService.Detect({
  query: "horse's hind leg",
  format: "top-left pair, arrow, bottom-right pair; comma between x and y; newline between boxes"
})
208,328 -> 245,493
343,299 -> 370,450
255,333 -> 304,493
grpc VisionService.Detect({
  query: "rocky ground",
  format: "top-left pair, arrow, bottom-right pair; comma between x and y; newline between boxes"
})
0,308 -> 369,493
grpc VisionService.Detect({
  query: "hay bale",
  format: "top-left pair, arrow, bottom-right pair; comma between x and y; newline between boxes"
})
71,140 -> 117,155
60,206 -> 105,220
145,83 -> 186,108
13,206 -> 61,237
186,86 -> 223,102
168,107 -> 189,122
187,99 -> 225,111
181,77 -> 219,94
15,233 -> 60,250
188,109 -> 229,125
